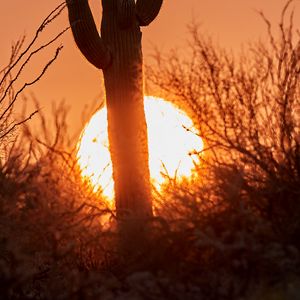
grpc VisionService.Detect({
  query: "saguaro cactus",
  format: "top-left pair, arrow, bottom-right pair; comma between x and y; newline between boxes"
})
66,0 -> 163,218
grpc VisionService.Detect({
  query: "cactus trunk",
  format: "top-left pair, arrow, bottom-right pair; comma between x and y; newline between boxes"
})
102,1 -> 151,217
66,0 -> 163,219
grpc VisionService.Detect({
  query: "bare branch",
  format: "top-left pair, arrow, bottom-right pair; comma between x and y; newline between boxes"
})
0,110 -> 39,140
0,46 -> 63,121
0,2 -> 66,87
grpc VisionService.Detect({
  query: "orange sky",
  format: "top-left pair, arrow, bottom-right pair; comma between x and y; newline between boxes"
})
0,0 -> 299,136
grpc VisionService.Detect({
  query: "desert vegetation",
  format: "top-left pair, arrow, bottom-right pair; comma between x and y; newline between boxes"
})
0,1 -> 300,299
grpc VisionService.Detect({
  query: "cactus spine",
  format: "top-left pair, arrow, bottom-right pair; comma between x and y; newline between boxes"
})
66,0 -> 163,218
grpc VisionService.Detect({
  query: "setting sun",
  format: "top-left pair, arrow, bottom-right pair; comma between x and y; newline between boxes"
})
77,96 -> 203,200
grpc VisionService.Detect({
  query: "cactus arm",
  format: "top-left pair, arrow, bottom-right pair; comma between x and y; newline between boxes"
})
117,0 -> 136,29
66,0 -> 111,69
136,0 -> 163,26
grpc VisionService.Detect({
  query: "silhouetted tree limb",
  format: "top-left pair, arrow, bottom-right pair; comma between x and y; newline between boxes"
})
0,3 -> 68,142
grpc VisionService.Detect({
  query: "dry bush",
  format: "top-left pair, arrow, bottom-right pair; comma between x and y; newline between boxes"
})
1,1 -> 300,300
0,99 -> 120,299
0,4 -> 118,299
148,0 -> 300,242
144,0 -> 300,298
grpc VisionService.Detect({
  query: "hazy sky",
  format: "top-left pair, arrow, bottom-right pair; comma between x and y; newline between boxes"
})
0,0 -> 299,135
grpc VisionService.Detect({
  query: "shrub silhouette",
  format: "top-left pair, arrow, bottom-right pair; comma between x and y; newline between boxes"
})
1,1 -> 300,299
148,0 -> 300,250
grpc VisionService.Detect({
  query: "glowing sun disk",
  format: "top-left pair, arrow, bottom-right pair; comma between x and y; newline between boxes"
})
77,96 -> 203,199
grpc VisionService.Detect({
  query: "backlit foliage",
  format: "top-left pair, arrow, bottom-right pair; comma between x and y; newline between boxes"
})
0,1 -> 299,299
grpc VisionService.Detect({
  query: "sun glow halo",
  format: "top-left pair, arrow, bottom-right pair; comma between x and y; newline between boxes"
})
77,96 -> 203,200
